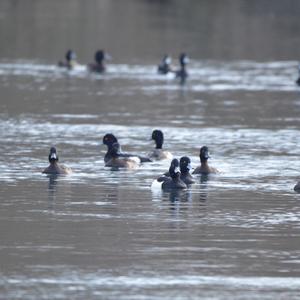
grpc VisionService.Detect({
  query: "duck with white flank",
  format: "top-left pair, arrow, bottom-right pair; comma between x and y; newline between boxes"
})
148,129 -> 172,160
103,133 -> 152,163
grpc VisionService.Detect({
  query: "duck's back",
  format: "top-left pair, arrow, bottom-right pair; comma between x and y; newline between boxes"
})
148,149 -> 172,160
105,157 -> 139,169
162,178 -> 186,190
43,164 -> 72,175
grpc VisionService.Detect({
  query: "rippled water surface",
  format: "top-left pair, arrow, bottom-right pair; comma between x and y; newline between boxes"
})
1,1 -> 300,299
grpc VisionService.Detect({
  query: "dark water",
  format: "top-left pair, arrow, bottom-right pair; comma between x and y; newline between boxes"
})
1,1 -> 300,299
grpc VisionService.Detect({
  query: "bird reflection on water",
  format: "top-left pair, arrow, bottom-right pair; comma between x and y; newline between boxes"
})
47,174 -> 59,209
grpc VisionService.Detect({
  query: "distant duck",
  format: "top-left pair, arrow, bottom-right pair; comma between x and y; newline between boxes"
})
179,156 -> 195,185
105,142 -> 140,169
192,146 -> 219,175
158,54 -> 172,74
296,63 -> 300,85
294,181 -> 300,192
42,147 -> 72,175
58,49 -> 78,70
88,50 -> 110,73
176,53 -> 189,84
148,129 -> 172,160
154,159 -> 187,190
103,133 -> 152,163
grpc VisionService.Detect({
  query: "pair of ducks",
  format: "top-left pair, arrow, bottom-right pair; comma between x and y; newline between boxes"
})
158,53 -> 189,83
58,49 -> 110,73
156,157 -> 194,190
103,130 -> 172,168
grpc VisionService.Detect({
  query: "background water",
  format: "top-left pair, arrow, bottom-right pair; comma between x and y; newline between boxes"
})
1,1 -> 300,299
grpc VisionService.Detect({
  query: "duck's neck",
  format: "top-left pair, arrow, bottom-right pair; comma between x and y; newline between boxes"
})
155,141 -> 163,149
181,169 -> 189,176
200,160 -> 209,168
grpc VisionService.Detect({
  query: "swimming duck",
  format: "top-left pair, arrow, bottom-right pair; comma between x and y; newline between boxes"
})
179,156 -> 195,184
176,53 -> 189,84
88,50 -> 110,73
192,146 -> 219,175
294,181 -> 300,192
160,159 -> 187,190
42,147 -> 72,175
148,129 -> 172,160
103,133 -> 152,163
58,50 -> 78,70
105,142 -> 140,169
158,54 -> 172,74
296,63 -> 300,85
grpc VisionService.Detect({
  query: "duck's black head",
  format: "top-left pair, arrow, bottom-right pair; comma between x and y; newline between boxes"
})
200,146 -> 210,163
179,53 -> 189,67
152,129 -> 164,149
103,133 -> 118,147
48,147 -> 59,163
180,156 -> 192,174
95,50 -> 105,64
169,158 -> 180,179
65,50 -> 76,62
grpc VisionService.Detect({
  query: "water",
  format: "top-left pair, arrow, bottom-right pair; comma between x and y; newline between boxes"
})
1,1 -> 300,299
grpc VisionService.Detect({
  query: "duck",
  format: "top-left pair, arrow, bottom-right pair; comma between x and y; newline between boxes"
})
88,49 -> 110,73
158,54 -> 172,75
105,142 -> 140,169
294,181 -> 300,192
148,129 -> 172,160
179,156 -> 195,184
103,133 -> 152,163
192,146 -> 219,175
42,147 -> 72,175
58,49 -> 78,70
159,159 -> 187,190
176,53 -> 189,84
296,63 -> 300,85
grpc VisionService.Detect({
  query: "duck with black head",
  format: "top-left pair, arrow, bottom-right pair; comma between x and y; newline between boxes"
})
158,54 -> 172,75
105,142 -> 140,169
42,147 -> 72,175
148,129 -> 172,160
161,159 -> 187,190
179,156 -> 195,185
294,181 -> 300,192
58,50 -> 78,70
176,53 -> 189,84
103,133 -> 152,163
193,146 -> 219,175
296,63 -> 300,85
153,159 -> 187,190
88,50 -> 110,73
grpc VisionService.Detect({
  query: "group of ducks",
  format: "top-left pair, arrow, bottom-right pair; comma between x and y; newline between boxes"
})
58,49 -> 110,73
42,129 -> 218,190
58,49 -> 189,83
42,129 -> 300,192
